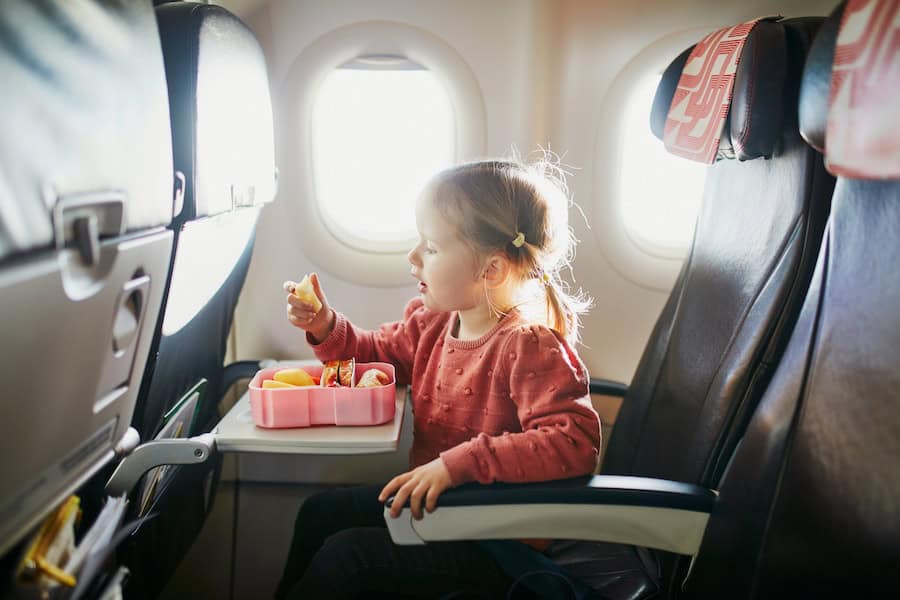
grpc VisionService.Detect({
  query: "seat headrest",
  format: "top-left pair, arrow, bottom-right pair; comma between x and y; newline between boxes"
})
798,5 -> 844,154
157,2 -> 276,221
651,17 -> 788,163
804,0 -> 900,179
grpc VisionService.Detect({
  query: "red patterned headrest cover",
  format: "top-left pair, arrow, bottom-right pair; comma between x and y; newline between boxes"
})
664,18 -> 764,164
826,0 -> 900,179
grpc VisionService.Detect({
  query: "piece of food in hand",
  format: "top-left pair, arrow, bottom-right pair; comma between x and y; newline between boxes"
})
273,367 -> 316,387
356,368 -> 390,388
321,358 -> 355,387
293,274 -> 322,313
263,379 -> 297,389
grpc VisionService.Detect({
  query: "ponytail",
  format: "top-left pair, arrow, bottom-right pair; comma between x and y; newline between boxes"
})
429,152 -> 592,345
541,271 -> 589,346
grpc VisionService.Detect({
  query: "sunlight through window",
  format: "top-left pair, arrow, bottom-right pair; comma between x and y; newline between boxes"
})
619,74 -> 706,252
312,57 -> 455,250
162,212 -> 256,336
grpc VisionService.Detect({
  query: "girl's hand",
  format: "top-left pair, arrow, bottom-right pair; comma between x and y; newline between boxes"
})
284,273 -> 335,343
379,458 -> 453,520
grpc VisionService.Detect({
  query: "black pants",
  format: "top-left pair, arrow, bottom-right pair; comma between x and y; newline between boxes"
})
275,484 -> 513,599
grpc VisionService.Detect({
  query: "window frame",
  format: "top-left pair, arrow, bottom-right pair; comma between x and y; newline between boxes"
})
280,21 -> 486,287
310,55 -> 456,254
617,72 -> 708,259
589,27 -> 715,292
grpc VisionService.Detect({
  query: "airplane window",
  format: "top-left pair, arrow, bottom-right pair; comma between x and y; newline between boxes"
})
312,56 -> 455,251
619,74 -> 706,253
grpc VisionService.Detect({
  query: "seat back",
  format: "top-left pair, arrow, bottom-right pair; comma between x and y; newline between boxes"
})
0,0 -> 175,556
120,2 -> 276,597
604,17 -> 834,490
687,3 -> 900,596
134,0 -> 276,441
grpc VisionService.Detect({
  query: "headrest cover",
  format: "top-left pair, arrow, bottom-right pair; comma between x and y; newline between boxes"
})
653,17 -> 789,163
825,0 -> 900,179
663,18 -> 767,163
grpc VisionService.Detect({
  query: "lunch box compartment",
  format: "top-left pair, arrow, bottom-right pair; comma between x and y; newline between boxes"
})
248,362 -> 396,428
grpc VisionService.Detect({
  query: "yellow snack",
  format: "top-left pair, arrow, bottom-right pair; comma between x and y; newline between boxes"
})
294,274 -> 323,313
273,368 -> 316,387
262,379 -> 297,389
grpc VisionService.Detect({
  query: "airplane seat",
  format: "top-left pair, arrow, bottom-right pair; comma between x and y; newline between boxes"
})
380,16 -> 836,600
686,1 -> 900,596
0,0 -> 175,572
117,2 -> 277,598
585,15 -> 835,595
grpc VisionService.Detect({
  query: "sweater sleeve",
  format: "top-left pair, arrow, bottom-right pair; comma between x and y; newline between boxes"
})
306,297 -> 428,386
440,326 -> 601,485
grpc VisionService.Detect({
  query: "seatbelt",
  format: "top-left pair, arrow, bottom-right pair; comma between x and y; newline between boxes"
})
478,540 -> 594,600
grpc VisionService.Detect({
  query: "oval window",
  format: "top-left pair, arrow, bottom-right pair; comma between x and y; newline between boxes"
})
312,56 -> 455,252
619,74 -> 706,255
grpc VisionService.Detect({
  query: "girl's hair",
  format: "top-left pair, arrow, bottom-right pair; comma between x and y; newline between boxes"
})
428,151 -> 592,345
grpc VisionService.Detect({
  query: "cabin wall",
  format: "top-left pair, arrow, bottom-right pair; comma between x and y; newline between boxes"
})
231,0 -> 833,387
232,0 -> 553,367
159,1 -> 839,598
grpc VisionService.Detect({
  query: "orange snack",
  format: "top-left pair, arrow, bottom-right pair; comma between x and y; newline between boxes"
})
321,358 -> 355,387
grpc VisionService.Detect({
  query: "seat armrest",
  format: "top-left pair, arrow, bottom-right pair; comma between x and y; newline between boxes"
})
220,360 -> 263,397
589,378 -> 628,397
385,475 -> 715,556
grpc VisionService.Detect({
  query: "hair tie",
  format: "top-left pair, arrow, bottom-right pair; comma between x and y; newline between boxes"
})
541,272 -> 551,285
512,232 -> 525,248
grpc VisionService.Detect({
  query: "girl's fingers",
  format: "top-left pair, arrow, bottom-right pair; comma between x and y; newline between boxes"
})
390,487 -> 409,518
290,309 -> 316,322
425,487 -> 441,513
391,479 -> 418,518
287,294 -> 318,312
287,306 -> 315,325
378,483 -> 395,503
410,482 -> 428,520
379,473 -> 411,502
310,273 -> 326,303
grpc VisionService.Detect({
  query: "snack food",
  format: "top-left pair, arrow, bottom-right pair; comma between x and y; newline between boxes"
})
249,361 -> 396,428
293,274 -> 323,313
321,358 -> 355,387
263,379 -> 297,389
273,367 -> 316,387
356,368 -> 390,388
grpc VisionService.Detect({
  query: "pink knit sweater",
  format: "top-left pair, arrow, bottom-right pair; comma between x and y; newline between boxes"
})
308,297 -> 601,486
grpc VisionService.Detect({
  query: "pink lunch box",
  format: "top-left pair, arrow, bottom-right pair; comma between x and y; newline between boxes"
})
248,362 -> 396,428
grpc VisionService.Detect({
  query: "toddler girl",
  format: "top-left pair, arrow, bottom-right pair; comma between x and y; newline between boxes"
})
276,157 -> 601,599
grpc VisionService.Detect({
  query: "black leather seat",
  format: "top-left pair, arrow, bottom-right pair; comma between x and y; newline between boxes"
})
117,2 -> 277,597
686,2 -> 900,596
0,0 -> 175,569
382,16 -> 835,599
591,15 -> 835,594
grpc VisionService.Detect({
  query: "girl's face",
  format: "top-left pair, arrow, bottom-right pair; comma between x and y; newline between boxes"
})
407,192 -> 483,313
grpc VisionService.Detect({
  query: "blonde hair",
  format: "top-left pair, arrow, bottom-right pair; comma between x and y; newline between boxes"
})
427,152 -> 592,345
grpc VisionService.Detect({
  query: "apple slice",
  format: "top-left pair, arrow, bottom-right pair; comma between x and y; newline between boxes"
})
294,274 -> 323,313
